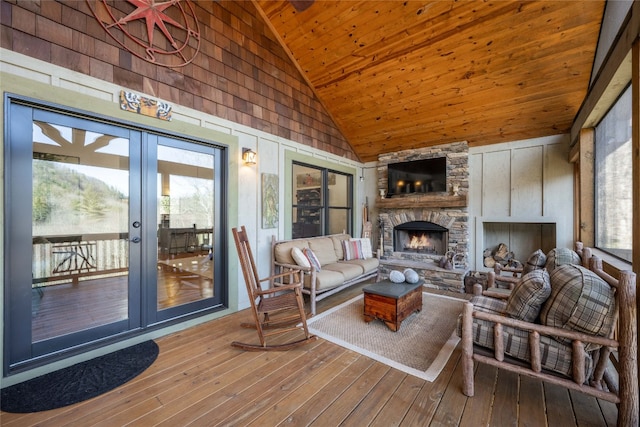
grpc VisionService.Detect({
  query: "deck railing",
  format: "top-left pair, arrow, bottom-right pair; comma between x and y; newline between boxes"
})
32,233 -> 129,286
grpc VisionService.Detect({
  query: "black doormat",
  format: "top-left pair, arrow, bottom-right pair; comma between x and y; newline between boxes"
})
1,340 -> 159,413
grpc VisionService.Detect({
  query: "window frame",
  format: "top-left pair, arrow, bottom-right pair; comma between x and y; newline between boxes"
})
292,161 -> 354,238
593,84 -> 633,263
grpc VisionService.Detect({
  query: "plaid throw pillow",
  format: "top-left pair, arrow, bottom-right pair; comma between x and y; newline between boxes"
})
545,247 -> 581,273
541,264 -> 616,351
342,240 -> 364,260
505,269 -> 551,322
522,249 -> 547,274
303,248 -> 321,271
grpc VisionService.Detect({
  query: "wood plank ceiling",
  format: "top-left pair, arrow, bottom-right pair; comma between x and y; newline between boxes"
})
254,1 -> 605,162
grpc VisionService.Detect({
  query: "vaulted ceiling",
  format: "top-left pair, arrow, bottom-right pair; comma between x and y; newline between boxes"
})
254,1 -> 605,162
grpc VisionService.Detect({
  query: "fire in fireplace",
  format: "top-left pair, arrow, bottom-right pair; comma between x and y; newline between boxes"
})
394,221 -> 449,255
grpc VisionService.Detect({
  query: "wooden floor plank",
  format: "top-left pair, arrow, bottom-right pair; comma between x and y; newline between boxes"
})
368,373 -> 426,427
570,389 -> 607,427
125,347 -> 298,426
340,368 -> 407,426
2,288 -> 618,427
308,362 -> 391,426
430,353 -> 469,426
401,348 -> 461,425
64,339 -> 243,426
204,342 -> 349,427
489,369 -> 519,427
99,354 -> 278,426
598,399 -> 618,427
278,356 -> 375,426
83,344 -> 264,426
245,346 -> 360,426
518,374 -> 547,426
545,382 -> 577,426
458,363 -> 497,427
151,342 -> 324,427
3,329 -> 241,427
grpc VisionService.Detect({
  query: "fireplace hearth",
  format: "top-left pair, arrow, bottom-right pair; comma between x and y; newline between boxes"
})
394,221 -> 448,255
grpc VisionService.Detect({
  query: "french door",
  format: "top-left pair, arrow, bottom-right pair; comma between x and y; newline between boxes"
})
4,98 -> 226,373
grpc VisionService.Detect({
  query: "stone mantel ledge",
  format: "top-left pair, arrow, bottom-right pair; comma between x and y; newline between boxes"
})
377,194 -> 467,209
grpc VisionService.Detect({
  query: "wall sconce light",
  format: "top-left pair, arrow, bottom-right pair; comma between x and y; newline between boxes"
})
242,148 -> 257,165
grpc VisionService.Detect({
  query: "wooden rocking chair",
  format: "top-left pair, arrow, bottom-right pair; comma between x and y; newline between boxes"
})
231,226 -> 316,351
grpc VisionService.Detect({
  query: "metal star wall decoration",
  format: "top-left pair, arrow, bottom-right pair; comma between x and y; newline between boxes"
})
87,0 -> 201,68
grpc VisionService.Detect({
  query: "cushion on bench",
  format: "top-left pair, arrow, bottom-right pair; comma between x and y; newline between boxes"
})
322,262 -> 363,281
274,240 -> 309,265
303,269 -> 345,291
308,238 -> 339,265
459,295 -> 594,380
331,234 -> 351,260
340,258 -> 379,273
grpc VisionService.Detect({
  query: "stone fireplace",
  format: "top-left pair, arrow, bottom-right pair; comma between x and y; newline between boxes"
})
376,141 -> 469,293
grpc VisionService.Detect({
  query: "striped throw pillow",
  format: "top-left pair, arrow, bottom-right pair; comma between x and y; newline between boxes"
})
303,248 -> 321,271
350,238 -> 373,259
342,240 -> 363,260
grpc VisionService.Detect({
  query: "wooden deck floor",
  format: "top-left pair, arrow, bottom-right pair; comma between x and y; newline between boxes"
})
3,284 -> 617,426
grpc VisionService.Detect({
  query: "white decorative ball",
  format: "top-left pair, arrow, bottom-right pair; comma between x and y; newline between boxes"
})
403,268 -> 420,284
389,270 -> 405,283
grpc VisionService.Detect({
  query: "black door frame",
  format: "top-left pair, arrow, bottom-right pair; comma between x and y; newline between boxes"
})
3,94 -> 228,375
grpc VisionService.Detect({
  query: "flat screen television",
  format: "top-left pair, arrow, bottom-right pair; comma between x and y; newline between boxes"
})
387,157 -> 446,196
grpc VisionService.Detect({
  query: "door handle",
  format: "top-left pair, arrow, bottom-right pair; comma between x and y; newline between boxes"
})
131,237 -> 141,243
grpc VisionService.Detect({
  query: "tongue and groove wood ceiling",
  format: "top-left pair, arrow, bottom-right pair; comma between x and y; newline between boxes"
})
253,1 -> 605,162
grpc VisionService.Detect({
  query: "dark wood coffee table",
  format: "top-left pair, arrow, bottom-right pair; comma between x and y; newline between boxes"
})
362,280 -> 424,331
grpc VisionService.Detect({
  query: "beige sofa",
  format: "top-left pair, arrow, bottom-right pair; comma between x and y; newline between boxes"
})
271,233 -> 379,315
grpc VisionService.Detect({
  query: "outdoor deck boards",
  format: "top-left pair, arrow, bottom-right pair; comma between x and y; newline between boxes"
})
3,284 -> 617,426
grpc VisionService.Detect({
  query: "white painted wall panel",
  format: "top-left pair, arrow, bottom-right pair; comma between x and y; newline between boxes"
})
470,135 -> 573,269
469,153 -> 483,215
544,141 -> 574,249
481,150 -> 511,217
511,146 -> 543,216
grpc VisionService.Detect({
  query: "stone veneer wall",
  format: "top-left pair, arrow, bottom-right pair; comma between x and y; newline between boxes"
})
377,141 -> 469,267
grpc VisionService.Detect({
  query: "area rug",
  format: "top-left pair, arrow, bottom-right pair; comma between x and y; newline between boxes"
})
1,340 -> 159,413
307,292 -> 465,381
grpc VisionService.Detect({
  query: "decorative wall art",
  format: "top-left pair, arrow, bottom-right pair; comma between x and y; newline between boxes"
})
86,0 -> 201,68
262,173 -> 279,229
120,91 -> 172,121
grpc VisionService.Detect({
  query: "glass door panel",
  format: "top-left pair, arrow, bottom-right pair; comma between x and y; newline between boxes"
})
292,164 -> 323,238
6,98 -> 226,373
156,144 -> 214,310
328,172 -> 351,235
31,121 -> 131,343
